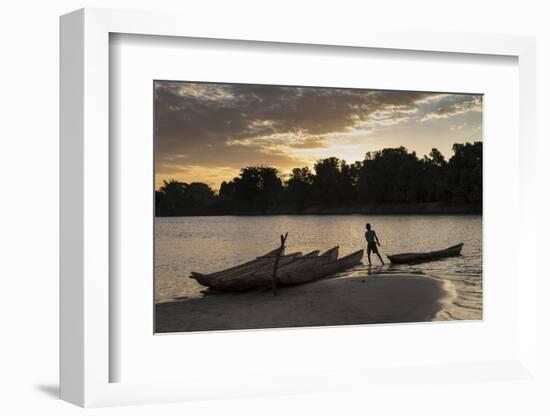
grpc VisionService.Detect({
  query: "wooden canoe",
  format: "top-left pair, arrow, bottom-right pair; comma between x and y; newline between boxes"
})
276,246 -> 339,285
387,243 -> 464,264
209,248 -> 364,291
208,250 -> 312,281
208,250 -> 322,291
189,247 -> 279,286
277,249 -> 364,286
190,249 -> 302,287
212,247 -> 340,291
190,247 -> 280,280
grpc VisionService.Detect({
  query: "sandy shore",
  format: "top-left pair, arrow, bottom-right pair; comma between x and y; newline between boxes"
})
155,274 -> 455,333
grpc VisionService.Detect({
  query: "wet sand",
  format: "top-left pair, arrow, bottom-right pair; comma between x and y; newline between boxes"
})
155,274 -> 455,333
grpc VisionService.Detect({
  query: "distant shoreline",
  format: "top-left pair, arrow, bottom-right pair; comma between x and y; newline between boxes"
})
155,202 -> 482,217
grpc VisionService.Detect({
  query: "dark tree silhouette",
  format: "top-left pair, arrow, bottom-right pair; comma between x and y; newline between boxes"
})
224,167 -> 283,212
357,147 -> 422,203
311,157 -> 342,205
338,160 -> 358,203
448,142 -> 482,204
419,148 -> 450,202
155,142 -> 482,216
155,179 -> 215,216
158,179 -> 188,211
285,167 -> 314,210
219,181 -> 235,199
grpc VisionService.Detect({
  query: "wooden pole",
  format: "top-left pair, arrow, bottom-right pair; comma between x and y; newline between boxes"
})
271,232 -> 288,296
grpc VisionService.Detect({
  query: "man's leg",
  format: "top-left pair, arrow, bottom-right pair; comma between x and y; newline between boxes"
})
376,251 -> 385,265
367,249 -> 372,265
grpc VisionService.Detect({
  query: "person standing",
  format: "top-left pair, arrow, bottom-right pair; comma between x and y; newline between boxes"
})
365,223 -> 384,266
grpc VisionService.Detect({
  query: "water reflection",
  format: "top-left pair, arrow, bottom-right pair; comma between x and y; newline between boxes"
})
155,215 -> 482,320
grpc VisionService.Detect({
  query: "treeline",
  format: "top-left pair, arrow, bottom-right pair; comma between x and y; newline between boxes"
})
155,142 -> 482,216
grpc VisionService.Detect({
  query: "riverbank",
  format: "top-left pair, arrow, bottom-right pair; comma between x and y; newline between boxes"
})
156,202 -> 482,217
155,273 -> 455,333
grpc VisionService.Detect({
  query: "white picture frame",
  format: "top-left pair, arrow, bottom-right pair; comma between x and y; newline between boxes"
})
60,7 -> 538,408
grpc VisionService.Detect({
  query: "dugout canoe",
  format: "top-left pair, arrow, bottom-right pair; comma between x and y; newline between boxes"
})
209,248 -> 364,291
387,243 -> 464,264
190,247 -> 280,284
190,250 -> 303,287
277,249 -> 364,286
277,247 -> 364,286
221,250 -> 317,283
211,247 -> 340,291
208,250 -> 312,281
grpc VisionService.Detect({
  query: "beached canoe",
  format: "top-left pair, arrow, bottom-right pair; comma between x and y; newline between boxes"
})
190,250 -> 304,287
280,249 -> 364,286
212,247 -> 340,291
196,250 -> 319,280
207,247 -> 364,291
191,248 -> 280,279
277,246 -> 339,285
190,247 -> 280,285
387,243 -> 464,264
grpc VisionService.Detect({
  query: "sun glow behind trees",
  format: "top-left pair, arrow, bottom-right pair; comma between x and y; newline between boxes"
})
154,82 -> 483,191
155,142 -> 482,216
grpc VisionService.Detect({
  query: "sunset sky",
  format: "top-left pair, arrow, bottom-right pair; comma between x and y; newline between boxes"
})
155,81 -> 482,190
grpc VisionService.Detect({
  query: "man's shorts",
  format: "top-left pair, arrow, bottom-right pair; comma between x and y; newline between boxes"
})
367,241 -> 379,254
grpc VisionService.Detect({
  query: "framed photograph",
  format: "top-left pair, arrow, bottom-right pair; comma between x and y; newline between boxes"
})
60,8 -> 538,408
153,80 -> 483,333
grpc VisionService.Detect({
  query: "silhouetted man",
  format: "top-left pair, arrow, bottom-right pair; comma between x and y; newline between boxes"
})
365,223 -> 384,266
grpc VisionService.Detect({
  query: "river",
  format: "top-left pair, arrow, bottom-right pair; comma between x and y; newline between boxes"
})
155,215 -> 482,321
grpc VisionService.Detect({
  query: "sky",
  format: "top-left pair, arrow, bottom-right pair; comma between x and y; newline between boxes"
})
155,81 -> 482,190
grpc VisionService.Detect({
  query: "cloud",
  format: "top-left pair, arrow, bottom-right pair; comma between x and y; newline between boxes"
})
226,132 -> 329,151
288,136 -> 328,149
449,122 -> 468,131
155,82 -> 431,170
154,82 -> 482,186
155,82 -> 431,144
419,95 -> 482,122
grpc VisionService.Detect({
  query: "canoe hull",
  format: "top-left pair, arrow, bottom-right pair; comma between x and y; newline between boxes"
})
387,243 -> 464,264
211,247 -> 339,291
206,252 -> 303,289
277,246 -> 339,285
190,250 -> 301,287
213,248 -> 363,291
190,247 -> 280,281
190,246 -> 364,292
279,249 -> 363,286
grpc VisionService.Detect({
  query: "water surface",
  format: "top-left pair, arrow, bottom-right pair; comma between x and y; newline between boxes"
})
155,215 -> 482,321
